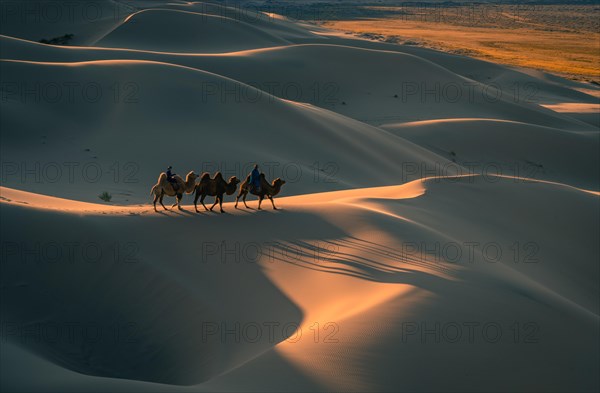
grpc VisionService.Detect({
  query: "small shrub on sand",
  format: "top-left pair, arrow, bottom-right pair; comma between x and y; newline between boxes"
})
99,191 -> 112,202
39,34 -> 74,45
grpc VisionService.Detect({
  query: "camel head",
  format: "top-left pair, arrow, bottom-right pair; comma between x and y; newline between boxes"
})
225,176 -> 240,195
273,178 -> 286,187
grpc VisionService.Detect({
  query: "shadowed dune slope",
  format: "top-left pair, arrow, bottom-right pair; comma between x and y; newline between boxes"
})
94,9 -> 291,53
0,0 -> 135,46
0,58 -> 449,202
382,118 -> 600,190
1,36 -> 595,130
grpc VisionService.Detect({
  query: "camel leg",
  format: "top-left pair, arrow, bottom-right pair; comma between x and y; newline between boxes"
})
200,194 -> 209,211
170,189 -> 178,208
153,193 -> 159,212
210,196 -> 219,211
235,189 -> 245,209
243,193 -> 249,208
219,195 -> 224,213
177,194 -> 183,210
159,194 -> 167,211
268,195 -> 277,210
258,195 -> 264,210
194,192 -> 201,213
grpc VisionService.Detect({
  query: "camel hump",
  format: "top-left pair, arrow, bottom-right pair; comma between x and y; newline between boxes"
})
200,172 -> 211,181
213,171 -> 224,180
158,172 -> 167,182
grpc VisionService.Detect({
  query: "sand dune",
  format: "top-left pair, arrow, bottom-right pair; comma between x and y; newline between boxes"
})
300,35 -> 600,129
382,118 -> 600,190
0,58 -> 448,203
0,1 -> 598,391
94,9 -> 291,53
1,175 -> 598,391
158,2 -> 322,40
2,35 -> 596,131
0,0 -> 134,46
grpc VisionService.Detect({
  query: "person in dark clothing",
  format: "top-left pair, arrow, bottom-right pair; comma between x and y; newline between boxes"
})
166,166 -> 179,191
250,164 -> 261,193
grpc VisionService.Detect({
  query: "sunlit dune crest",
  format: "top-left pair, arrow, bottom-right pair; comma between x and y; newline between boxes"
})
541,102 -> 600,114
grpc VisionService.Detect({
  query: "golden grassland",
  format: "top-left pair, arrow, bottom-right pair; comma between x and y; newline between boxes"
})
320,4 -> 600,82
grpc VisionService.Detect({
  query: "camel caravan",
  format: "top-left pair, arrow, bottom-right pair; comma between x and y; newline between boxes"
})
150,165 -> 286,213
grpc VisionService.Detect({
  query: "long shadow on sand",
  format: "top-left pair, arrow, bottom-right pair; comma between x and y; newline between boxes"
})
267,236 -> 456,284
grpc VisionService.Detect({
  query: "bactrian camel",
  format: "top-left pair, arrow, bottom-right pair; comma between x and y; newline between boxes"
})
193,172 -> 240,213
150,171 -> 198,211
235,173 -> 286,210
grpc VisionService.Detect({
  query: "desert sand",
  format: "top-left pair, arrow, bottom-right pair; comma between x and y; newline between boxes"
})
1,1 -> 598,392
